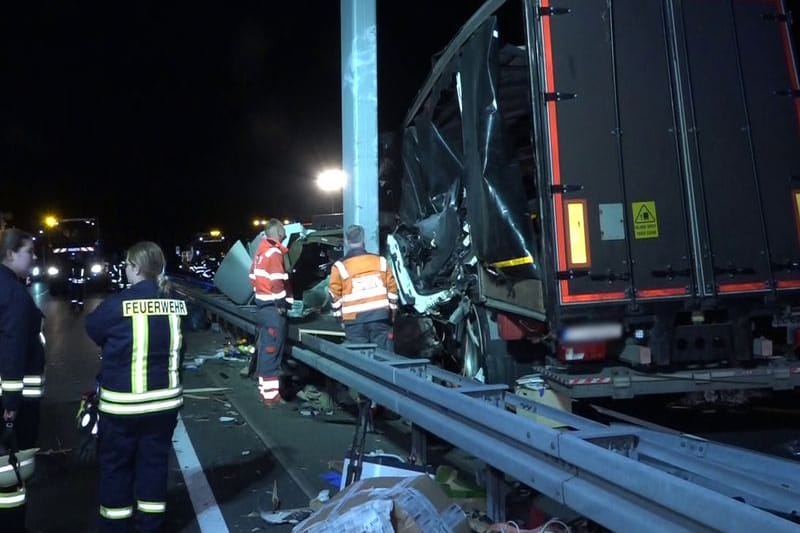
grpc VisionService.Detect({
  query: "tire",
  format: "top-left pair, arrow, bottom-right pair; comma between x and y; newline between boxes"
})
458,305 -> 514,385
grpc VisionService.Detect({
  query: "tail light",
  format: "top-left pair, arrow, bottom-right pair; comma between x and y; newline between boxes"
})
557,341 -> 607,362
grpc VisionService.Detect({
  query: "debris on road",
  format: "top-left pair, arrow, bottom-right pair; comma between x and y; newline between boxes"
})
259,508 -> 313,525
293,475 -> 471,533
272,479 -> 280,510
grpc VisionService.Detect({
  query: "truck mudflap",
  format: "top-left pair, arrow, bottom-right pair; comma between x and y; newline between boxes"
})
539,0 -> 800,305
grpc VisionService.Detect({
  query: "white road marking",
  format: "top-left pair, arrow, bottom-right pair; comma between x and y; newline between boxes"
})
173,414 -> 229,532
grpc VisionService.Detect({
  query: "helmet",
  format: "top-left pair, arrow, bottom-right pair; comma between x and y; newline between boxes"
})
0,448 -> 38,488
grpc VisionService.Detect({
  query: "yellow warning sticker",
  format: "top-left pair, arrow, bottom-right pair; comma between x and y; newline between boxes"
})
492,255 -> 534,269
632,201 -> 659,239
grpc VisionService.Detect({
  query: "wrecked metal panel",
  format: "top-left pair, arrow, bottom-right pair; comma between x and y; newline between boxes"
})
397,17 -> 538,286
458,18 -> 538,278
214,240 -> 254,306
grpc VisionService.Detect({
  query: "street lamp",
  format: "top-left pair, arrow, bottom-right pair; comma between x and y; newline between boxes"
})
316,169 -> 346,213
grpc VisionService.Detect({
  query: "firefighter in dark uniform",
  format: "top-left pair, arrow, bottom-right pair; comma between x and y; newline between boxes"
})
67,251 -> 86,308
0,229 -> 46,533
85,241 -> 186,533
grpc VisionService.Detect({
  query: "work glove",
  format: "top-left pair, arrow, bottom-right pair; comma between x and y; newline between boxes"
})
75,391 -> 99,463
78,432 -> 98,463
276,301 -> 288,316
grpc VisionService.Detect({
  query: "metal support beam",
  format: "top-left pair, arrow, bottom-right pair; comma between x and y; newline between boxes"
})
341,0 -> 379,251
410,424 -> 428,466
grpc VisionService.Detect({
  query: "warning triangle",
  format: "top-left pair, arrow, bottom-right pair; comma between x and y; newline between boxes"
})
635,205 -> 656,224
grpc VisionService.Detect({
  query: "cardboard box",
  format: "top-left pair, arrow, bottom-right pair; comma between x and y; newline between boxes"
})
293,475 -> 471,533
515,376 -> 572,429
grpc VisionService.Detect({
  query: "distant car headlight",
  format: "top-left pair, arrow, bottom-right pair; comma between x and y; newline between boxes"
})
90,263 -> 103,274
32,266 -> 41,277
47,266 -> 59,276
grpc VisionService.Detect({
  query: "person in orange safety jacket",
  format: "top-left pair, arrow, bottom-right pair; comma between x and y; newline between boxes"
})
328,224 -> 398,351
249,219 -> 293,405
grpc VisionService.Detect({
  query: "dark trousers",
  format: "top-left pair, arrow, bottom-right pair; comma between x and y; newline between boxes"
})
344,320 -> 394,352
256,304 -> 286,378
98,411 -> 178,533
69,281 -> 85,305
0,398 -> 41,533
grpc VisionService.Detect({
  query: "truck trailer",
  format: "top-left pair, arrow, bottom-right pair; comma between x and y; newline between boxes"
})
385,0 -> 800,398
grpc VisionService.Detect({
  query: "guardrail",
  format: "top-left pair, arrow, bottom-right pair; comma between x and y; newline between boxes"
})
174,280 -> 800,532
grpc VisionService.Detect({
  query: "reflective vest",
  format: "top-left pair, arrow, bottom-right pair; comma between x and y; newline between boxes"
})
328,252 -> 398,323
249,238 -> 294,304
85,280 -> 186,416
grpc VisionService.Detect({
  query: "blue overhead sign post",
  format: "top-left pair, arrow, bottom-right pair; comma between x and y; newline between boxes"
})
340,0 -> 379,252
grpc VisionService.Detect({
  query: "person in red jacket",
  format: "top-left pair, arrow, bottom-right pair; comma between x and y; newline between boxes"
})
249,219 -> 293,405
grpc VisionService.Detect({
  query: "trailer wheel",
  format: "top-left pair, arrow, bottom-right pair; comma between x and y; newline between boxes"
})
460,306 -> 485,380
457,305 -> 511,383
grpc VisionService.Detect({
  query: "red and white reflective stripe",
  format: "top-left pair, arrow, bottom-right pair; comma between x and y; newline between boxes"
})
333,261 -> 349,280
253,269 -> 288,281
264,247 -> 283,257
261,389 -> 280,400
258,376 -> 280,400
258,377 -> 279,390
254,290 -> 287,301
567,377 -> 612,386
379,256 -> 387,271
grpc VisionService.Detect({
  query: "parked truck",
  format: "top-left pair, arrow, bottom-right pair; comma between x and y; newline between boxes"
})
384,0 -> 800,398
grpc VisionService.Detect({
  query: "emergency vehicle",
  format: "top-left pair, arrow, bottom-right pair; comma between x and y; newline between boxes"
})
40,217 -> 109,293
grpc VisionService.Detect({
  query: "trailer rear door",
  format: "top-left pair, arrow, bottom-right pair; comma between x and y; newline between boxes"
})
538,0 -> 800,305
677,0 -> 800,296
540,0 -> 694,305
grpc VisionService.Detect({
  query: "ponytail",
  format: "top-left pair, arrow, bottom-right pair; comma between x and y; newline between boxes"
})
157,273 -> 172,296
126,241 -> 169,292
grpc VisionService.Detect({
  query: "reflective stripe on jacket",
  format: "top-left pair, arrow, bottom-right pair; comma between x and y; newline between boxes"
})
249,238 -> 294,304
328,251 -> 398,323
85,280 -> 186,416
0,264 -> 46,411
0,374 -> 45,398
0,487 -> 25,509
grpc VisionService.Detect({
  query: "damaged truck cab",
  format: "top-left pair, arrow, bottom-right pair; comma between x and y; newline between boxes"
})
386,0 -> 800,397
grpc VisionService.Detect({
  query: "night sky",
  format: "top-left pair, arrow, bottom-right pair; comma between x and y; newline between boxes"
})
1,1 -> 485,252
2,1 -> 799,253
